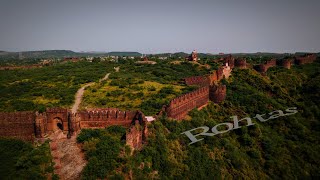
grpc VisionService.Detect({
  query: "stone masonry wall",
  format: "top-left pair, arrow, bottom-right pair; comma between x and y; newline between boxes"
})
0,111 -> 35,141
166,86 -> 209,120
77,108 -> 136,128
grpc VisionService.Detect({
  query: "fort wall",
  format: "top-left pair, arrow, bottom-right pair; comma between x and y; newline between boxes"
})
77,108 -> 136,128
209,85 -> 227,103
254,58 -> 277,74
0,111 -> 35,141
254,54 -> 317,74
166,86 -> 209,120
235,58 -> 247,69
184,75 -> 209,86
294,54 -> 316,65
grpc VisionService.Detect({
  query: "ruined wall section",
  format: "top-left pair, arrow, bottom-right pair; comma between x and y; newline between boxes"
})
224,55 -> 235,69
280,59 -> 293,69
126,111 -> 148,152
254,58 -> 277,74
0,111 -> 35,141
209,85 -> 227,103
166,86 -> 209,120
235,58 -> 247,69
35,112 -> 47,138
295,54 -> 317,65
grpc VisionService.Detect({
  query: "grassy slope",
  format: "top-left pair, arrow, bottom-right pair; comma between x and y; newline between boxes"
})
0,61 -> 116,112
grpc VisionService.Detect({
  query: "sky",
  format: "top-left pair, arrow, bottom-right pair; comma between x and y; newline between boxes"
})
0,0 -> 319,54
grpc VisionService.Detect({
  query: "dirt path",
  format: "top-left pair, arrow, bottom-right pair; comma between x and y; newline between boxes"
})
71,73 -> 110,114
71,82 -> 94,114
99,73 -> 110,83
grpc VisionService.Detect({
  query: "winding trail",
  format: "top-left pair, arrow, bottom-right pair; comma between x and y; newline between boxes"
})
50,67 -> 120,179
71,73 -> 110,114
71,67 -> 119,113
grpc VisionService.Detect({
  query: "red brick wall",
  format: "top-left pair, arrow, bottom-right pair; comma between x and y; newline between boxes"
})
184,75 -> 209,86
254,58 -> 277,74
209,85 -> 227,103
295,54 -> 316,65
235,58 -> 247,69
78,108 -> 136,128
281,59 -> 292,69
166,86 -> 209,120
0,112 -> 35,141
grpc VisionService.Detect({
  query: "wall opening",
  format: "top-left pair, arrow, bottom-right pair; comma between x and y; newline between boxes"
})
57,122 -> 63,130
52,118 -> 63,132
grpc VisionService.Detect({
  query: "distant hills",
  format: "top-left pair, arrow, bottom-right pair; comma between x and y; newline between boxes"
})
0,50 -> 318,60
0,50 -> 142,60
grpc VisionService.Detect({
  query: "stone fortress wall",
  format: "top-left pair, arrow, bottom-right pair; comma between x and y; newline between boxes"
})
0,111 -> 35,141
165,55 -> 246,120
254,54 -> 317,74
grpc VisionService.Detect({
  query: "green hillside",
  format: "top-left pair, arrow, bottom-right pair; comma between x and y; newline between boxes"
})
77,61 -> 320,179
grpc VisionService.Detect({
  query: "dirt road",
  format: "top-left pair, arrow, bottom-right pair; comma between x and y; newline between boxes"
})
71,73 -> 110,114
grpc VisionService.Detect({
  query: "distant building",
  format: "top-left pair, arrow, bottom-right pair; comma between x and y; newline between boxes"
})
64,57 -> 79,62
186,50 -> 198,61
135,55 -> 157,65
158,57 -> 168,60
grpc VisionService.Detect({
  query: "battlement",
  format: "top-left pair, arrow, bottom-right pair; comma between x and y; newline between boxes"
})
184,75 -> 209,86
46,108 -> 69,113
77,109 -> 139,128
77,109 -> 136,121
166,86 -> 209,120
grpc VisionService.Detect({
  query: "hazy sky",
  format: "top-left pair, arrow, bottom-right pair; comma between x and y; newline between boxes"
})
0,0 -> 319,53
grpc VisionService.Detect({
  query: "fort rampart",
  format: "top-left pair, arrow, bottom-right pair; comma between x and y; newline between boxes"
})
254,54 -> 317,74
165,86 -> 209,120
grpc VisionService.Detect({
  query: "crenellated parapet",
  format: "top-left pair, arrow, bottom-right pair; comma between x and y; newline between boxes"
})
184,75 -> 209,86
166,86 -> 209,120
0,108 -> 147,141
77,108 -> 137,128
